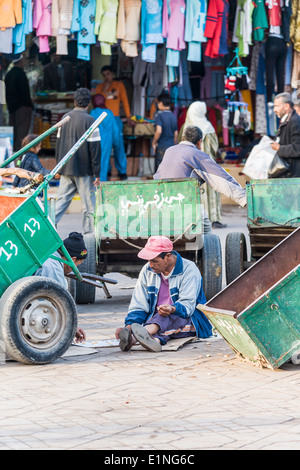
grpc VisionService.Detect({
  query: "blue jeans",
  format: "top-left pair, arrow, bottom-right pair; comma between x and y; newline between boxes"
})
55,175 -> 95,233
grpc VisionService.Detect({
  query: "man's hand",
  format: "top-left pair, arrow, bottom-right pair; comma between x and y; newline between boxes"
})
75,327 -> 86,343
94,177 -> 100,186
157,304 -> 175,317
33,172 -> 44,184
271,142 -> 280,152
152,142 -> 157,154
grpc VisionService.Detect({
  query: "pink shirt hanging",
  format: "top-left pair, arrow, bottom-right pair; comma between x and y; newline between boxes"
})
163,0 -> 186,51
33,0 -> 52,53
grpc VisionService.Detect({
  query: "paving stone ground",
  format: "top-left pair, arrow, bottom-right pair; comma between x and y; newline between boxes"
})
1,206 -> 300,450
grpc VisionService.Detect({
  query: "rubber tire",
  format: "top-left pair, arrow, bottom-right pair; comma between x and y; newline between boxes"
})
199,233 -> 222,301
0,277 -> 77,365
75,233 -> 97,304
67,277 -> 76,300
225,232 -> 247,285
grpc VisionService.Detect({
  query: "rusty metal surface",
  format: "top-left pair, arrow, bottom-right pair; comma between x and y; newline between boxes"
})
0,193 -> 28,224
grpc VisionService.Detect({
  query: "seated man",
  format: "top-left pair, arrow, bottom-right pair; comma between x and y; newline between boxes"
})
35,232 -> 87,343
115,236 -> 212,353
154,125 -> 247,208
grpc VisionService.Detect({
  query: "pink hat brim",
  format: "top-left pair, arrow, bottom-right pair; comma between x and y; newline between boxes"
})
137,247 -> 162,260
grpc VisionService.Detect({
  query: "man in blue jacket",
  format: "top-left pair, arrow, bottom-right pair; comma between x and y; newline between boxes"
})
115,236 -> 212,353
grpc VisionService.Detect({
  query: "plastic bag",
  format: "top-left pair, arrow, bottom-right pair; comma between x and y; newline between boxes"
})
268,153 -> 290,178
242,136 -> 276,180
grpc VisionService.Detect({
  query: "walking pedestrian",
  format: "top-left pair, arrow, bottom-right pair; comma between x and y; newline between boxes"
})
269,92 -> 300,178
55,88 -> 101,233
152,92 -> 178,171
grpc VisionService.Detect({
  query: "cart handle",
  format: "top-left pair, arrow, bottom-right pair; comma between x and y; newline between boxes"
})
33,111 -> 107,197
0,115 -> 71,169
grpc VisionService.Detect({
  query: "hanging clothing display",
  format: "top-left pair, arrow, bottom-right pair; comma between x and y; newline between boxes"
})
33,0 -> 52,53
204,0 -> 229,58
290,0 -> 300,52
0,0 -> 22,30
252,0 -> 268,42
117,0 -> 142,58
51,0 -> 74,55
71,0 -> 96,61
265,0 -> 282,28
140,0 -> 163,63
13,0 -> 32,54
265,35 -> 287,103
0,28 -> 13,54
94,0 -> 118,56
2,0 -> 300,147
163,0 -> 186,67
184,0 -> 207,62
232,0 -> 254,57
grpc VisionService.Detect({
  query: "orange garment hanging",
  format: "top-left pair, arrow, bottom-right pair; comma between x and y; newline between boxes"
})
0,0 -> 22,29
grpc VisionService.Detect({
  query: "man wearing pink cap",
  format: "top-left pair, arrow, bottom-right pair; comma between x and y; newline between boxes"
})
115,236 -> 212,352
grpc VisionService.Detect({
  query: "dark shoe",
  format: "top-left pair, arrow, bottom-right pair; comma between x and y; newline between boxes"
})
119,174 -> 127,180
119,327 -> 133,352
212,221 -> 227,229
131,323 -> 162,352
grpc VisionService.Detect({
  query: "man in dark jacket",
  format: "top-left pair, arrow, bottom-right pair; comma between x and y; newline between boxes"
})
271,92 -> 300,178
43,52 -> 76,91
55,88 -> 101,233
4,55 -> 33,150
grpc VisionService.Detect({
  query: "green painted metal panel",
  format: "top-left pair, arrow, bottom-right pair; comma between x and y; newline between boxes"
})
200,265 -> 300,369
198,305 -> 268,366
0,196 -> 62,297
95,178 -> 203,240
246,178 -> 300,228
238,265 -> 300,369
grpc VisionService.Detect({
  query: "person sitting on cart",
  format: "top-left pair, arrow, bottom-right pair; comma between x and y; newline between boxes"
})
154,125 -> 247,208
12,134 -> 53,189
35,232 -> 87,344
115,236 -> 212,353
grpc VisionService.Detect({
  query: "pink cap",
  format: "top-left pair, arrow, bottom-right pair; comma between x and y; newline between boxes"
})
138,236 -> 173,260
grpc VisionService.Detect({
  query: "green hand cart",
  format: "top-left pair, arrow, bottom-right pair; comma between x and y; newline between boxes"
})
0,112 -> 107,365
225,178 -> 300,285
199,226 -> 300,370
74,178 -> 223,305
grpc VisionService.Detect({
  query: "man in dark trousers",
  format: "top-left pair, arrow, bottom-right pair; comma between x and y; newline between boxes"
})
270,92 -> 300,178
55,88 -> 101,233
4,54 -> 33,150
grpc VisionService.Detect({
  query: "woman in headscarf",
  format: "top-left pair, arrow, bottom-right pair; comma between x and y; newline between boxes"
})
179,101 -> 225,229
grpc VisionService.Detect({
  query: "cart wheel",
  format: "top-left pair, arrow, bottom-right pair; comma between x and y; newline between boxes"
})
75,233 -> 97,304
0,277 -> 77,365
225,232 -> 248,285
199,233 -> 222,301
67,277 -> 76,300
291,351 -> 300,365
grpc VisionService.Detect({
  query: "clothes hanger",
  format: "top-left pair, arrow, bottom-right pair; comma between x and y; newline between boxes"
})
226,48 -> 248,77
